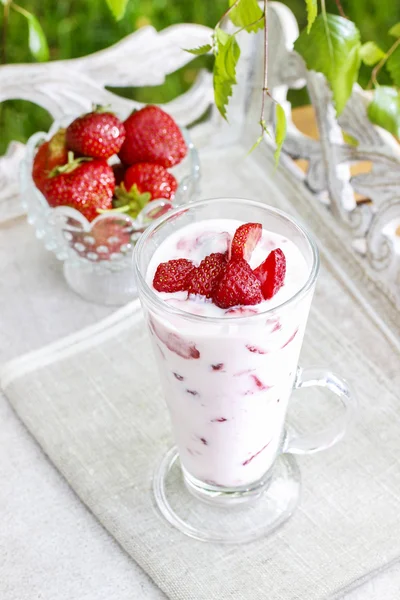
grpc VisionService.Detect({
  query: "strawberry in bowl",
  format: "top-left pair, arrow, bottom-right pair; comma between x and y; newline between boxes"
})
20,105 -> 200,306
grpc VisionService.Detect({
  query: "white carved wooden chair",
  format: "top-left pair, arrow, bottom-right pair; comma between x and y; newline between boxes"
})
1,2 -> 398,336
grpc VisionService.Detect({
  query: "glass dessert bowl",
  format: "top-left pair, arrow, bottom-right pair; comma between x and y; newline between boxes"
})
19,113 -> 200,306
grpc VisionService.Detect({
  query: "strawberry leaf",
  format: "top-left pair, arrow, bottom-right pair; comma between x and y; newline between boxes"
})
185,44 -> 212,56
274,102 -> 287,165
342,131 -> 359,146
359,41 -> 385,66
228,0 -> 264,33
113,183 -> 151,218
213,28 -> 241,120
367,86 -> 400,137
305,0 -> 317,33
294,14 -> 361,114
105,0 -> 128,21
387,46 -> 400,87
389,23 -> 400,38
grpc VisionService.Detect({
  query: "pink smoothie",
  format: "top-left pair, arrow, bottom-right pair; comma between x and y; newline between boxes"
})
146,219 -> 310,488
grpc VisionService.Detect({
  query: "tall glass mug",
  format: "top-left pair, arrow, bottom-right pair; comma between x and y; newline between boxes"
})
134,198 -> 355,543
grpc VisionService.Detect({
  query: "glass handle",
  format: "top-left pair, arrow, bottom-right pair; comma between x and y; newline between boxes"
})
283,367 -> 355,455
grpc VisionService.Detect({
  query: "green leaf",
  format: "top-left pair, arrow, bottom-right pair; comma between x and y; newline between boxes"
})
228,0 -> 264,33
359,41 -> 385,66
389,22 -> 400,38
247,121 -> 271,155
294,14 -> 361,114
305,0 -> 317,33
247,134 -> 264,155
387,46 -> 400,87
368,86 -> 400,137
185,44 -> 212,56
213,28 -> 241,120
274,103 -> 287,165
342,131 -> 359,146
23,11 -> 49,62
105,0 -> 128,21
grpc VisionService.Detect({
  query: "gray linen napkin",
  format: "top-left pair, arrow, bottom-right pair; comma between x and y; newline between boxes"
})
1,298 -> 399,600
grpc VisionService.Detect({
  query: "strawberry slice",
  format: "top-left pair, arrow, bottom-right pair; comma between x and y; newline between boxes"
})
187,252 -> 227,298
253,248 -> 286,299
149,318 -> 200,359
230,223 -> 262,262
212,259 -> 263,309
153,259 -> 195,293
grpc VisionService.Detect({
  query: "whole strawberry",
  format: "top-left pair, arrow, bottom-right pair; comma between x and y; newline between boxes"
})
66,108 -> 126,159
124,162 -> 177,201
71,218 -> 133,260
118,105 -> 187,168
32,128 -> 68,194
42,154 -> 115,222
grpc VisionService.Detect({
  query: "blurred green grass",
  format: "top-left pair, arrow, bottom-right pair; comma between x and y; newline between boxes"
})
1,0 -> 399,153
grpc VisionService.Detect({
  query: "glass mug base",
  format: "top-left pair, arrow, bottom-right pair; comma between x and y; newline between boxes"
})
153,446 -> 301,544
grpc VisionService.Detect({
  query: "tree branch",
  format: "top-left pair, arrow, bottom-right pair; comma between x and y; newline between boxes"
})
1,0 -> 11,64
259,0 -> 269,131
215,0 -> 241,30
334,0 -> 347,19
368,36 -> 400,89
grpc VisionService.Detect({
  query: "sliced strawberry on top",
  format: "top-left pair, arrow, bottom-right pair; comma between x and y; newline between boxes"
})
253,248 -> 286,299
212,259 -> 263,309
153,258 -> 195,293
230,223 -> 262,262
187,252 -> 227,298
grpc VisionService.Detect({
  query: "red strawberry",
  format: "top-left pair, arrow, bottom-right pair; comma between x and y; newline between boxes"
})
253,248 -> 286,299
70,219 -> 133,261
92,218 -> 133,256
153,258 -> 195,293
66,108 -> 126,159
212,259 -> 263,309
187,252 -> 227,298
32,129 -> 68,193
230,223 -> 262,262
149,317 -> 200,359
42,155 -> 115,222
124,162 -> 177,201
118,105 -> 187,168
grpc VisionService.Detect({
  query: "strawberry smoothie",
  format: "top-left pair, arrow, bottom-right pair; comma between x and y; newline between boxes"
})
144,219 -> 311,489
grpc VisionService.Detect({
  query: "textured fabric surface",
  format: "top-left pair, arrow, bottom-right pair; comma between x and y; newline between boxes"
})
2,297 -> 399,600
1,142 -> 399,599
0,218 -> 165,600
